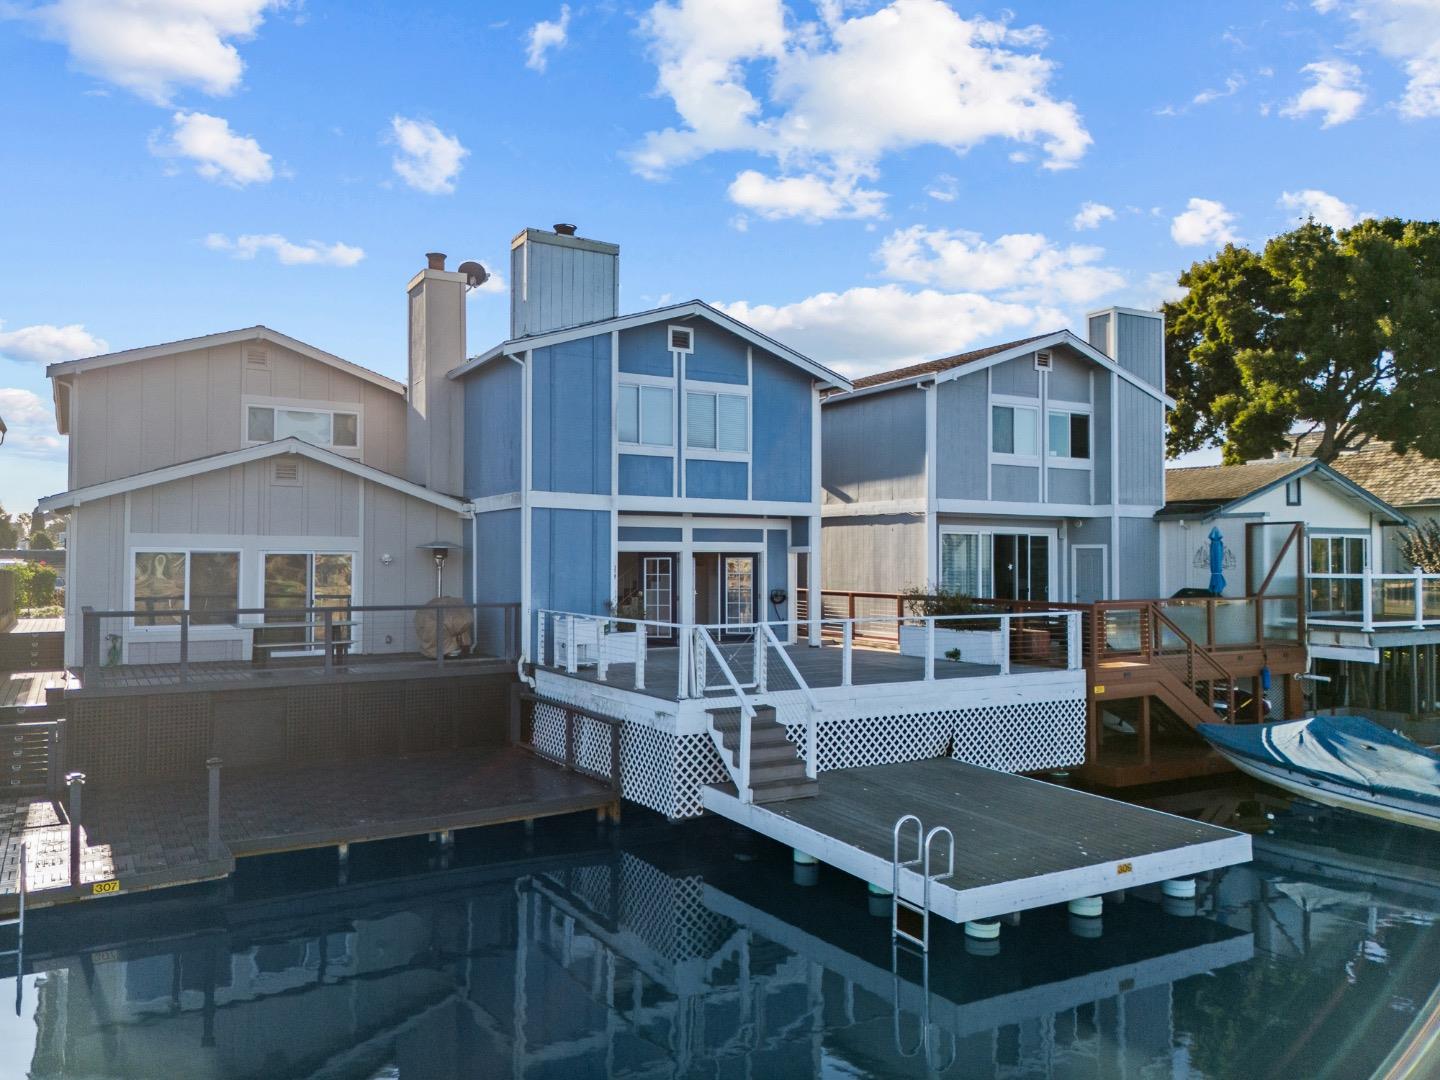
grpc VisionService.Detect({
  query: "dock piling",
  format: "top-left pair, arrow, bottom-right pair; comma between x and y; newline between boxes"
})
65,771 -> 85,889
337,842 -> 349,886
206,757 -> 223,860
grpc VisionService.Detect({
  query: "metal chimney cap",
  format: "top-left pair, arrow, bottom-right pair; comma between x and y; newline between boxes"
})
553,223 -> 577,236
426,252 -> 447,270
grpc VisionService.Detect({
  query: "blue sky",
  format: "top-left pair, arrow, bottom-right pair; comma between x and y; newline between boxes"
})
1,0 -> 1437,513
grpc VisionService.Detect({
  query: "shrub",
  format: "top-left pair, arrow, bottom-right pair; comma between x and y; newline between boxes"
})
1399,520 -> 1440,573
8,561 -> 58,607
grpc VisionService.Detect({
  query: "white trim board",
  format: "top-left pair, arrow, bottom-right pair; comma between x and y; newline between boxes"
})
37,437 -> 470,515
47,325 -> 404,394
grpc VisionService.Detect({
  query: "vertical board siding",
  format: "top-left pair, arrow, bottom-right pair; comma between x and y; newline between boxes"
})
820,514 -> 927,593
767,528 -> 789,622
1116,312 -> 1164,388
70,341 -> 407,488
790,516 -> 810,548
822,391 -> 925,504
991,464 -> 1040,502
684,329 -> 748,384
473,508 -> 522,605
510,234 -> 618,338
617,324 -> 676,377
463,359 -> 522,499
1047,350 -> 1092,403
1116,383 -> 1164,505
1092,371 -> 1113,504
990,355 -> 1040,397
530,335 -> 611,495
618,453 -> 674,496
127,460 -> 363,538
936,374 -> 988,500
1088,313 -> 1112,355
363,484 -> 465,606
751,349 -> 812,502
1047,468 -> 1091,504
531,507 -> 611,617
1117,517 -> 1161,598
685,459 -> 748,500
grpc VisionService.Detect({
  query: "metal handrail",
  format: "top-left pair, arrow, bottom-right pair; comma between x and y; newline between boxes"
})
694,626 -> 758,802
762,622 -> 820,779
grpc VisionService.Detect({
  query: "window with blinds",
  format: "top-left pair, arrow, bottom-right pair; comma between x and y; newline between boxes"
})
686,391 -> 747,452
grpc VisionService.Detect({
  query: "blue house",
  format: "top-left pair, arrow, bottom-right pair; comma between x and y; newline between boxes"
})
449,225 -> 850,658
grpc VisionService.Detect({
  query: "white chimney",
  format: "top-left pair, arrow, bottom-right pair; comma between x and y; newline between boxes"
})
510,225 -> 619,338
406,252 -> 465,494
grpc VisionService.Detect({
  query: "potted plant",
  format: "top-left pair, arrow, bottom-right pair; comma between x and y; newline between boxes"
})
896,587 -> 1006,665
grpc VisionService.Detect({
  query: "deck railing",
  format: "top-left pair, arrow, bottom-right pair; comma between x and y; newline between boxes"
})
1307,569 -> 1440,631
80,601 -> 522,686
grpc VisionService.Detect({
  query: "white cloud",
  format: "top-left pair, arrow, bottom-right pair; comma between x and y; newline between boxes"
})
389,116 -> 468,194
714,285 -> 1063,377
152,111 -> 273,185
876,225 -> 1125,305
17,0 -> 281,105
1171,197 -> 1240,247
632,0 -> 1090,221
204,233 -> 365,267
1071,201 -> 1116,230
0,387 -> 64,459
925,174 -> 959,202
526,4 -> 571,72
1193,73 -> 1246,105
0,320 -> 107,365
1313,0 -> 1440,118
1278,188 -> 1370,228
1281,59 -> 1367,126
727,169 -> 886,221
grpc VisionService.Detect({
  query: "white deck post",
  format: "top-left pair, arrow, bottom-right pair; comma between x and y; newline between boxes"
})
677,625 -> 690,699
924,617 -> 935,682
805,708 -> 818,780
739,707 -> 753,803
1415,569 -> 1426,630
999,615 -> 1011,676
565,616 -> 578,674
536,611 -> 547,667
597,620 -> 609,683
1067,611 -> 1082,670
1363,570 -> 1374,631
755,629 -> 767,693
842,621 -> 853,687
634,626 -> 646,690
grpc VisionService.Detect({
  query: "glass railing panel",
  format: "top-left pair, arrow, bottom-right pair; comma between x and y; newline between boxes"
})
1373,578 -> 1415,623
1260,597 -> 1299,641
1102,609 -> 1143,653
1156,600 -> 1209,649
1214,598 -> 1261,645
1424,579 -> 1440,622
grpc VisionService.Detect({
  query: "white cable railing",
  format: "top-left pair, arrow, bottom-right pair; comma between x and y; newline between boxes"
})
1308,570 -> 1440,631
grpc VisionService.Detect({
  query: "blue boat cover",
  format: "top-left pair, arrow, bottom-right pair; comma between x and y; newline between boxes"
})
1199,715 -> 1440,809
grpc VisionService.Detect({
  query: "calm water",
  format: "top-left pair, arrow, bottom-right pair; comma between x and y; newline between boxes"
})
3,785 -> 1440,1079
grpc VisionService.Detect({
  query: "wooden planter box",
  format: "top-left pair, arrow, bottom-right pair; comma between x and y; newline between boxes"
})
897,625 -> 1005,666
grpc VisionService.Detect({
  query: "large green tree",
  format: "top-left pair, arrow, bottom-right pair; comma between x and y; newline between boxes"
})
1164,217 -> 1440,463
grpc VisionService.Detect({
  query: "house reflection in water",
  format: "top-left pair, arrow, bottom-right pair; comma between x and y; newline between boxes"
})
15,819 -> 1259,1078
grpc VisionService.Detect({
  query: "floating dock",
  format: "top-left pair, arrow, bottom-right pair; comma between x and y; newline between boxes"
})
702,757 -> 1252,925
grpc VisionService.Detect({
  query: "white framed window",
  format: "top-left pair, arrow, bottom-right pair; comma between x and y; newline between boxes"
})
940,532 -> 992,596
1285,478 -> 1302,506
991,403 -> 1039,457
686,391 -> 748,453
1047,409 -> 1091,461
245,405 -> 360,449
133,550 -> 241,627
618,383 -> 674,448
668,325 -> 695,353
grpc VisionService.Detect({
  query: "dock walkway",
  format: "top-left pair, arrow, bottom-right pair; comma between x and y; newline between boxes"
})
1,745 -> 616,914
702,757 -> 1251,925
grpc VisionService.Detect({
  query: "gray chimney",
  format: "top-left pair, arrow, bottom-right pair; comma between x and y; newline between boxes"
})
1086,306 -> 1164,388
509,225 -> 619,339
406,254 -> 466,494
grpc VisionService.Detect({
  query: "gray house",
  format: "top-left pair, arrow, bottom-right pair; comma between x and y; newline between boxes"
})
37,266 -> 476,667
820,308 -> 1171,605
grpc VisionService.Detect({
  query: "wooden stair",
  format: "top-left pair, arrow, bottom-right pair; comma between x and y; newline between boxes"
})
708,705 -> 817,803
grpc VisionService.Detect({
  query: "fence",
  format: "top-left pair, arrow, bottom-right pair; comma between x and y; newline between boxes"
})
80,601 -> 521,686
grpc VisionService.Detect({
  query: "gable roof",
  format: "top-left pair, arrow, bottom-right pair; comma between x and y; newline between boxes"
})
822,329 -> 1174,407
1160,457 -> 1408,523
47,326 -> 405,395
447,299 -> 852,390
1275,435 -> 1440,508
36,438 -> 468,514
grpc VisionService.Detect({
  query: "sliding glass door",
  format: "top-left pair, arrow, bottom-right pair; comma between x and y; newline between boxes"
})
263,553 -> 354,649
939,529 -> 1052,601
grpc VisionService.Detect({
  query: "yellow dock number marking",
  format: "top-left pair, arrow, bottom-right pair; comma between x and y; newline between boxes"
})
1094,685 -> 1106,695
1116,862 -> 1133,875
91,880 -> 120,895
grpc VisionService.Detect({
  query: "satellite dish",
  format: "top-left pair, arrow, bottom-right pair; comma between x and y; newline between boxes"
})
457,261 -> 490,290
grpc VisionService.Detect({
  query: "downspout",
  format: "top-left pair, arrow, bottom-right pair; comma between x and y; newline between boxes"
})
1110,372 -> 1120,599
513,350 -> 536,687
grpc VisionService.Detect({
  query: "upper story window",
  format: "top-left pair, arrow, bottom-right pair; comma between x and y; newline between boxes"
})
992,404 -> 1038,457
687,391 -> 747,453
1047,410 -> 1091,461
246,405 -> 359,449
1285,478 -> 1302,505
618,383 -> 674,447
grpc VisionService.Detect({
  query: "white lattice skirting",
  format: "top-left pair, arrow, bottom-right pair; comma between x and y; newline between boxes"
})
534,691 -> 1085,820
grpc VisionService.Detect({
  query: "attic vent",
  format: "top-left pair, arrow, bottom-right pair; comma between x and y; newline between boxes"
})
272,458 -> 301,485
669,326 -> 694,353
245,347 -> 269,369
1034,350 -> 1052,371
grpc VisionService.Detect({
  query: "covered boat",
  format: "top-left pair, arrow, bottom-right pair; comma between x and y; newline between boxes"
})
1198,715 -> 1440,833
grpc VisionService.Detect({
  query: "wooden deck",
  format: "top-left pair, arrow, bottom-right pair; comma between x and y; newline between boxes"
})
1,745 -> 616,914
10,617 -> 64,635
71,653 -> 514,696
548,642 -> 1050,701
702,757 -> 1251,925
0,668 -> 73,708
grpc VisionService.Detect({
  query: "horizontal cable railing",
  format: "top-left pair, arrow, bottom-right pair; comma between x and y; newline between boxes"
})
81,601 -> 521,686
